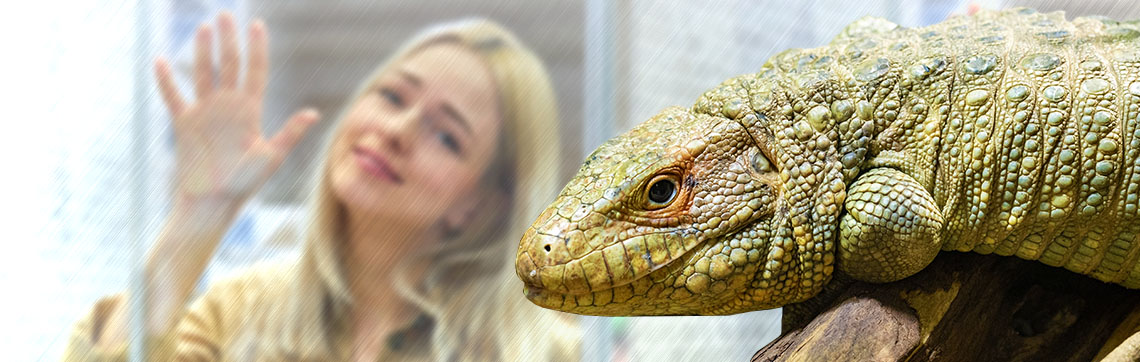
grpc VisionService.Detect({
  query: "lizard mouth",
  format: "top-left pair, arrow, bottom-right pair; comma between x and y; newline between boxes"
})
519,241 -> 708,316
518,227 -> 700,296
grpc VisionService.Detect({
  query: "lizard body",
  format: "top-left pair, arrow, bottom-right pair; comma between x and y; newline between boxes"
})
516,8 -> 1140,317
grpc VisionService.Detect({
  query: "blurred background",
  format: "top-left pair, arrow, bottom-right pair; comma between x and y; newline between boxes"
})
6,0 -> 1139,360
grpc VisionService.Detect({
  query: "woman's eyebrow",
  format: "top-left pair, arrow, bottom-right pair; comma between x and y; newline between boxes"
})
442,103 -> 473,136
399,67 -> 472,135
398,70 -> 422,87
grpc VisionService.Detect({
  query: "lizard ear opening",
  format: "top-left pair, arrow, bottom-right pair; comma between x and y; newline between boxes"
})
751,149 -> 775,173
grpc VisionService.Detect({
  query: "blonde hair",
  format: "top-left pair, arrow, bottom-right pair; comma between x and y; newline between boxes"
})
271,19 -> 579,361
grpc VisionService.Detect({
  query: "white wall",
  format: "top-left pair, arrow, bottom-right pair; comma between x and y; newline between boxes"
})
0,0 -> 169,359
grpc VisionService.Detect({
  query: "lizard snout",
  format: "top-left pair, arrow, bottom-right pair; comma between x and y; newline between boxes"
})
517,226 -> 574,291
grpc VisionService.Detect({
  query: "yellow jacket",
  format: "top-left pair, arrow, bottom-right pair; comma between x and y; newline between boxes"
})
61,261 -> 433,361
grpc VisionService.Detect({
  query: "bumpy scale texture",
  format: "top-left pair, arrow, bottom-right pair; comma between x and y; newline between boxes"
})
516,8 -> 1140,317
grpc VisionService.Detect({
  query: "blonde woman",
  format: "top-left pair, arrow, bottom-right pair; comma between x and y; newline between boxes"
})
64,12 -> 580,361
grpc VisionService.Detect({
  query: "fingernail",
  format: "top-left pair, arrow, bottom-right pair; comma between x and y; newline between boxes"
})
251,20 -> 266,36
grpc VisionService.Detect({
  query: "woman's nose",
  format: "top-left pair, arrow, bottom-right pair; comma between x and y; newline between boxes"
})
378,107 -> 421,153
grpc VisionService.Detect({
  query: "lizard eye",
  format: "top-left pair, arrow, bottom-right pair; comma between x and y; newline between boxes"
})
751,149 -> 773,173
646,175 -> 678,209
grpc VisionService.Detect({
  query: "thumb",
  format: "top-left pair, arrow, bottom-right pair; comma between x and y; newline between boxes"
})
269,108 -> 321,152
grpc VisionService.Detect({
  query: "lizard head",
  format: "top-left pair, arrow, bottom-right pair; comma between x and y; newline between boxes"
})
517,73 -> 850,315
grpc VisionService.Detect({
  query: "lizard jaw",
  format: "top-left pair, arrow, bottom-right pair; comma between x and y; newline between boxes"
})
518,221 -> 781,315
518,244 -> 704,316
517,225 -> 699,294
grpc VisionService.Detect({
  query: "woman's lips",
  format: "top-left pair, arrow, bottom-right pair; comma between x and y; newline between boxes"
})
352,147 -> 404,184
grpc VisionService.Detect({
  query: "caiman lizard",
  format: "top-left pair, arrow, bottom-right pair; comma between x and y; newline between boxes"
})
517,8 -> 1140,356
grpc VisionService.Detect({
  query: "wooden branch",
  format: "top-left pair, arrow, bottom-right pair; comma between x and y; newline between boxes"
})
752,252 -> 1140,362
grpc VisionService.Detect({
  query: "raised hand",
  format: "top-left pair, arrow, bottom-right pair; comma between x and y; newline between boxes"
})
154,12 -> 319,204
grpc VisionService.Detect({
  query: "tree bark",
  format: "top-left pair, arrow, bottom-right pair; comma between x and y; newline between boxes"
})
752,252 -> 1140,362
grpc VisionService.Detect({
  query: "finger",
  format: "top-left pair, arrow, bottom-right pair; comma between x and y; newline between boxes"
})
154,58 -> 186,115
269,108 -> 321,152
193,24 -> 214,99
244,19 -> 268,99
217,12 -> 241,89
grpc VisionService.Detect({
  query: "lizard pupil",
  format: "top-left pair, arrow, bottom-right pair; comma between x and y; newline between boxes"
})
648,179 -> 676,204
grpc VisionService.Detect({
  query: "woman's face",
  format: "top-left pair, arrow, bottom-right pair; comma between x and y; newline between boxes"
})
330,43 -> 502,230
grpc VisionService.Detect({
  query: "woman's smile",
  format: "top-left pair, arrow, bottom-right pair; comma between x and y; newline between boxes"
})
352,145 -> 404,184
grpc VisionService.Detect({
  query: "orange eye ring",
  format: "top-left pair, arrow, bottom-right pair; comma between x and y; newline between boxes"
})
645,174 -> 679,209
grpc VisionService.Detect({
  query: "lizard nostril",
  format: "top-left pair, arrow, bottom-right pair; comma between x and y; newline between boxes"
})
544,244 -> 552,252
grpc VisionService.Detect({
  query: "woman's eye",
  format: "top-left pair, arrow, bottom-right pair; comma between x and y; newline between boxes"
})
379,88 -> 403,107
646,175 -> 678,209
437,131 -> 461,154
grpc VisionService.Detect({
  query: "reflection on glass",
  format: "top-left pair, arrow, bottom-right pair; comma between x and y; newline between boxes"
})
61,7 -> 579,362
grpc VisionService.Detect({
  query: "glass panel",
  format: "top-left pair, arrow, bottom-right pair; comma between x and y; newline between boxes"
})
33,1 -> 1140,361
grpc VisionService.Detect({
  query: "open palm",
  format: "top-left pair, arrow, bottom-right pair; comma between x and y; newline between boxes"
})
155,13 -> 319,203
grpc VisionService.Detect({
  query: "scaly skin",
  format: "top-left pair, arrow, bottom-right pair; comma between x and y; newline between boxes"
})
516,8 -> 1140,317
